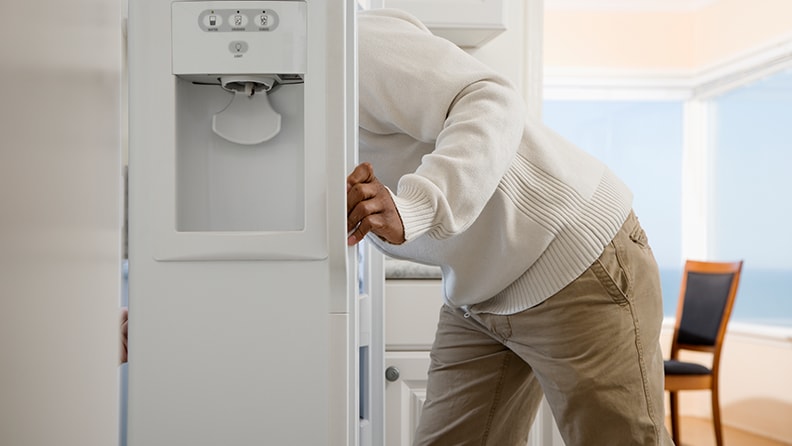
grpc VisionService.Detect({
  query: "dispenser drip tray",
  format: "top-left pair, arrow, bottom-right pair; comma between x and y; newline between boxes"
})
212,75 -> 282,145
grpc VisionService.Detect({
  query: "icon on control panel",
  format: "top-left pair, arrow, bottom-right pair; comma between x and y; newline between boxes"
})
202,12 -> 222,29
258,14 -> 268,26
234,14 -> 243,27
229,41 -> 248,54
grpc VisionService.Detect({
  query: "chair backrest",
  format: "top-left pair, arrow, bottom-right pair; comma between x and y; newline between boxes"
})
671,260 -> 743,359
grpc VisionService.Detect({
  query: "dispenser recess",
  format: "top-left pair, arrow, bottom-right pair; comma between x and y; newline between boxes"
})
154,0 -> 326,261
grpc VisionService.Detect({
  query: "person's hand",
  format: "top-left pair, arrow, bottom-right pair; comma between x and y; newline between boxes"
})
120,306 -> 128,364
346,162 -> 405,246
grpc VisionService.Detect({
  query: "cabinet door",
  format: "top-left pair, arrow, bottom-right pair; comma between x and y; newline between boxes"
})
384,352 -> 430,446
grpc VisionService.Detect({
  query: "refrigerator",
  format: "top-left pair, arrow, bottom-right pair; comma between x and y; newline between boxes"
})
126,1 -> 384,444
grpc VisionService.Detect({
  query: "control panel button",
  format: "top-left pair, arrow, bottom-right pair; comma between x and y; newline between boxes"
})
203,13 -> 222,28
229,40 -> 248,54
229,13 -> 248,28
255,13 -> 271,28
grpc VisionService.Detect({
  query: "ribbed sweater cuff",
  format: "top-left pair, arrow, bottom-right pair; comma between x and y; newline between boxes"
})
388,186 -> 435,242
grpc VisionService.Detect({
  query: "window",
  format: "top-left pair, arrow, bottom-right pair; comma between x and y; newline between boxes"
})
543,100 -> 684,317
543,68 -> 792,327
709,68 -> 792,326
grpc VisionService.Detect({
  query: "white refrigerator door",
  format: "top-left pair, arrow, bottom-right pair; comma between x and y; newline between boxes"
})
126,1 -> 376,445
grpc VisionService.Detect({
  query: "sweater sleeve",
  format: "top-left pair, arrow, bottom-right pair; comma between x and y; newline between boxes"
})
358,10 -> 526,242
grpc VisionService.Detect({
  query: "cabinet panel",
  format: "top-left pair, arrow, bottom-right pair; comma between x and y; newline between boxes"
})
384,280 -> 444,351
381,0 -> 507,48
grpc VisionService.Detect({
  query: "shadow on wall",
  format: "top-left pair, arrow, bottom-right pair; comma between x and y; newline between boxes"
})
725,398 -> 792,444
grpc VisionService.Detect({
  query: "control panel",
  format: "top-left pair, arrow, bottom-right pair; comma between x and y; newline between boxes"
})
172,1 -> 306,80
198,8 -> 280,32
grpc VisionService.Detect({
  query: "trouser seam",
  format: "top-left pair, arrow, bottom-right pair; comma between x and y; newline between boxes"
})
627,296 -> 662,442
480,353 -> 511,445
592,251 -> 664,443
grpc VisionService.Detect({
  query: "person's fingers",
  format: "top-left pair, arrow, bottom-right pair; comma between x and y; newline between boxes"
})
347,203 -> 404,246
345,162 -> 405,246
346,164 -> 377,215
346,162 -> 375,189
348,213 -> 385,246
347,225 -> 364,246
347,183 -> 384,232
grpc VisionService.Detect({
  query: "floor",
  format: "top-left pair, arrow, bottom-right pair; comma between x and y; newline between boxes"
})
668,417 -> 791,446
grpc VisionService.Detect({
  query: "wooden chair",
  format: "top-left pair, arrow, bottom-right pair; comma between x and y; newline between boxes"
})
665,259 -> 743,446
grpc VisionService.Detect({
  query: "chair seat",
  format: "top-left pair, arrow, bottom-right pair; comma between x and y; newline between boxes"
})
664,359 -> 711,375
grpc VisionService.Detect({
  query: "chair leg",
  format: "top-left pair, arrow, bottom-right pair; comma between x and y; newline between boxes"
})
669,391 -> 680,446
712,387 -> 723,446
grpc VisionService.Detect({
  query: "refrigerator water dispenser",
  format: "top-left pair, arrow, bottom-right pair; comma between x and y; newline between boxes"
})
147,0 -> 326,261
172,1 -> 307,234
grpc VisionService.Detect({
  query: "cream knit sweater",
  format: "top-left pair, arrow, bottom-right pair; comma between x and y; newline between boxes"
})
358,9 -> 633,314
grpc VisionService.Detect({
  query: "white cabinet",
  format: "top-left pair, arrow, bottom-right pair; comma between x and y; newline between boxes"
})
383,280 -> 439,446
377,0 -> 507,48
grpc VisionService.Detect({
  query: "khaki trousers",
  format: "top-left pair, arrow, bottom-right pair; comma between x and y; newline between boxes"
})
413,212 -> 674,446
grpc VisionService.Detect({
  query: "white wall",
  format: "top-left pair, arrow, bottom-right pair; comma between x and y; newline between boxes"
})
544,0 -> 792,74
0,0 -> 123,445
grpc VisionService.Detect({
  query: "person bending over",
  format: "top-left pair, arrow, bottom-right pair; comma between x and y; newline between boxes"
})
346,9 -> 673,446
